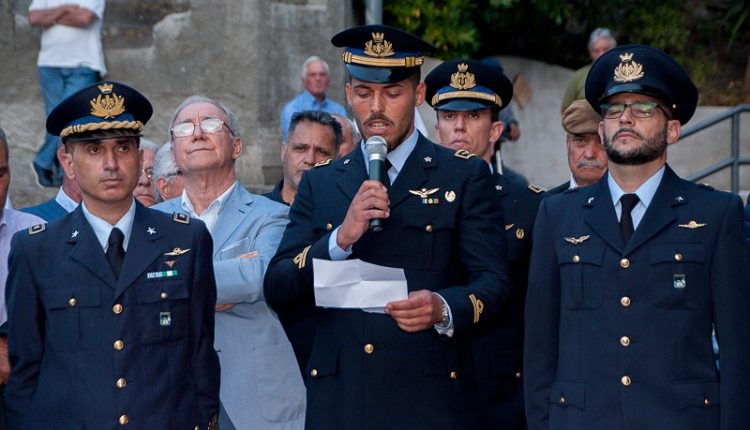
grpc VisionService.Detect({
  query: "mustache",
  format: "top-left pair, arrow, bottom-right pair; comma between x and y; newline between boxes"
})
613,127 -> 645,141
576,159 -> 605,169
364,113 -> 393,126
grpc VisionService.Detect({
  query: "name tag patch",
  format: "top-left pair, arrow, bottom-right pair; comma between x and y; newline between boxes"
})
147,270 -> 179,279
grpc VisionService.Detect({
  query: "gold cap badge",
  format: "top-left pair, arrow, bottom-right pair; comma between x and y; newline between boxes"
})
90,86 -> 126,119
450,63 -> 476,90
364,32 -> 395,58
614,52 -> 644,83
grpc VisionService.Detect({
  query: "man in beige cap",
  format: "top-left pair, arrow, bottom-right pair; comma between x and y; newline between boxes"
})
548,99 -> 607,194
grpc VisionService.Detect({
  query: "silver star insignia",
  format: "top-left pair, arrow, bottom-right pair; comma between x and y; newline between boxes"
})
344,159 -> 351,165
71,230 -> 79,238
587,197 -> 595,204
424,156 -> 432,163
495,185 -> 502,191
676,196 -> 684,202
147,227 -> 156,235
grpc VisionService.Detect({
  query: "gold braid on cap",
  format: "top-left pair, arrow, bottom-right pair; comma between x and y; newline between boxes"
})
59,120 -> 144,138
431,91 -> 502,108
342,51 -> 424,68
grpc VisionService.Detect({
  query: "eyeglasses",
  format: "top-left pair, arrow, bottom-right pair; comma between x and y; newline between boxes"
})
171,118 -> 229,138
600,101 -> 667,119
165,170 -> 182,179
141,167 -> 153,179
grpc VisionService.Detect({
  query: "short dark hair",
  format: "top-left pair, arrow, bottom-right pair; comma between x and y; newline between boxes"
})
287,110 -> 343,151
0,127 -> 8,158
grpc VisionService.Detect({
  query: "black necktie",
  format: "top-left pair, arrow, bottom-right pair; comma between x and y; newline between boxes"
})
107,228 -> 125,277
620,194 -> 640,243
383,158 -> 392,189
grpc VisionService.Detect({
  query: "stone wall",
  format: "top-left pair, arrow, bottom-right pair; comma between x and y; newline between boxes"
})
1,1 -> 747,209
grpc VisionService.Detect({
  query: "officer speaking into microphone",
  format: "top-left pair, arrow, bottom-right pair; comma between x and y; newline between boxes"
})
264,24 -> 511,429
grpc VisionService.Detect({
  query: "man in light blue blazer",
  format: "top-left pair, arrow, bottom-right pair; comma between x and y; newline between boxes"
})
155,95 -> 305,430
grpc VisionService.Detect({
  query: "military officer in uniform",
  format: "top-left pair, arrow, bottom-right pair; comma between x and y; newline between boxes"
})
4,82 -> 220,429
264,25 -> 510,429
425,59 -> 545,429
524,45 -> 750,430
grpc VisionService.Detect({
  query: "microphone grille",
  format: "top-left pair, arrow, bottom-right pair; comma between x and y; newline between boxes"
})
365,136 -> 387,158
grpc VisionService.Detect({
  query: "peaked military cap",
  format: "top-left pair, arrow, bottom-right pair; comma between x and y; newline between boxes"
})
331,24 -> 434,83
47,81 -> 153,140
424,59 -> 513,111
585,44 -> 698,125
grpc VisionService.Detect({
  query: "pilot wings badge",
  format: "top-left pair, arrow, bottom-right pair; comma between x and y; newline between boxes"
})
164,247 -> 190,256
409,187 -> 440,205
564,235 -> 590,245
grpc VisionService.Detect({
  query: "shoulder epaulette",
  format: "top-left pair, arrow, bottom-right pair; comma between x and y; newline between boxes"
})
453,149 -> 475,160
527,184 -> 546,194
314,159 -> 332,168
28,224 -> 46,235
172,212 -> 190,224
697,182 -> 714,191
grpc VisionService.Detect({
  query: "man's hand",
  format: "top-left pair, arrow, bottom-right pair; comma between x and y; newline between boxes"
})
0,337 -> 10,384
336,180 -> 389,250
385,290 -> 444,332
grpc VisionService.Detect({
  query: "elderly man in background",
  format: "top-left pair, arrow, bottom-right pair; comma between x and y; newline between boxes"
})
152,142 -> 183,203
132,139 -> 159,207
155,95 -> 305,430
561,28 -> 617,112
280,56 -> 347,140
0,128 -> 45,430
332,113 -> 360,157
548,99 -> 607,194
21,142 -> 82,221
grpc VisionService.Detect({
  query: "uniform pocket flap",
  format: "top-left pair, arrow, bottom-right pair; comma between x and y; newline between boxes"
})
650,243 -> 706,264
557,244 -> 605,266
549,380 -> 586,410
44,287 -> 101,310
307,342 -> 339,377
135,280 -> 190,304
673,380 -> 720,410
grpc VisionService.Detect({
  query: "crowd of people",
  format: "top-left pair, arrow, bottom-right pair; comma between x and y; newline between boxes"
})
0,3 -> 747,429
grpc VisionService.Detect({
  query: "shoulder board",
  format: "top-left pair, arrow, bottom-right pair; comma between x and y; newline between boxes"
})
314,159 -> 332,168
172,212 -> 190,224
527,184 -> 546,194
453,149 -> 475,160
28,223 -> 46,235
697,182 -> 714,191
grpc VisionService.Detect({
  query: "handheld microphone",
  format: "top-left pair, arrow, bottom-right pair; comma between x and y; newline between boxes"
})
365,136 -> 388,232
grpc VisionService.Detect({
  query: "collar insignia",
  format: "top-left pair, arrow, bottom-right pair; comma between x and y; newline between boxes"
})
344,159 -> 351,165
147,227 -> 156,235
564,235 -> 590,245
71,230 -> 79,239
587,197 -> 595,204
364,32 -> 395,58
614,52 -> 645,83
424,156 -> 432,163
678,220 -> 707,229
675,196 -> 685,202
495,184 -> 503,191
450,63 -> 477,90
164,247 -> 190,256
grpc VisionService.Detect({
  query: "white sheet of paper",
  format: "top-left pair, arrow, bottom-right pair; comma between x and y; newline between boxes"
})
313,258 -> 408,313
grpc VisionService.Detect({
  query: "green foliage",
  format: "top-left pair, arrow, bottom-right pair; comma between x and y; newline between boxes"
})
382,0 -> 750,103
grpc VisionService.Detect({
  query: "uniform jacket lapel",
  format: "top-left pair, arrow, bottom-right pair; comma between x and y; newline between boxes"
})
115,204 -> 167,297
388,135 -> 437,209
68,207 -> 118,288
336,147 -> 368,201
583,178 -> 626,253
625,166 -> 681,254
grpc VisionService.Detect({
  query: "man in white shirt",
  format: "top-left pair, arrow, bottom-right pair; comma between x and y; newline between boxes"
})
28,0 -> 106,187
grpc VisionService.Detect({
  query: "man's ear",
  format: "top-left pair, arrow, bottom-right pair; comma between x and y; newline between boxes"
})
59,144 -> 76,180
666,120 -> 681,145
232,137 -> 243,160
415,82 -> 426,107
489,120 -> 504,145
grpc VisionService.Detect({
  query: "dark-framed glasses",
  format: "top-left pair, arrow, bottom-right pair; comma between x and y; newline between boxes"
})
141,167 -> 153,179
171,118 -> 228,138
600,101 -> 666,119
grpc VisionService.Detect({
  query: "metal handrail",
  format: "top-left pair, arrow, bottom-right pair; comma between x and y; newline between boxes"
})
681,104 -> 750,193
